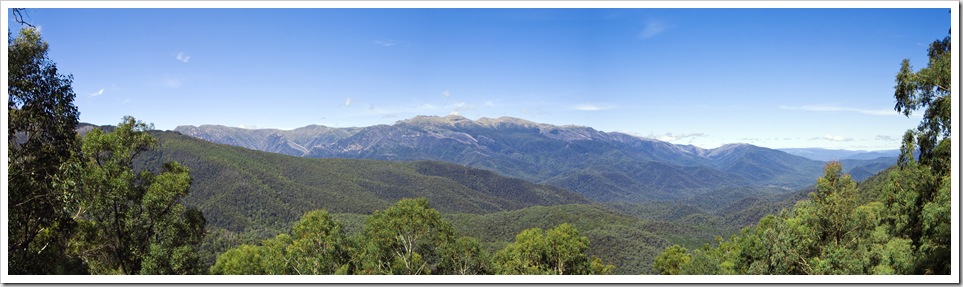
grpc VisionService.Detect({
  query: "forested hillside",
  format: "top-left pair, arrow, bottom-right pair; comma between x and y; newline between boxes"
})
141,130 -> 588,232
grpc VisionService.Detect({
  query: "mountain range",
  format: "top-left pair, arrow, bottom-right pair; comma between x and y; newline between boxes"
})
175,115 -> 895,201
779,148 -> 900,161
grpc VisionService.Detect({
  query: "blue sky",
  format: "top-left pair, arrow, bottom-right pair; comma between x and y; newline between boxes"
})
6,7 -> 951,150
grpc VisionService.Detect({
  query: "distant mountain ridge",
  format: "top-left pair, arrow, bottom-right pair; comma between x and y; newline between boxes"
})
174,115 -> 893,201
779,148 -> 900,161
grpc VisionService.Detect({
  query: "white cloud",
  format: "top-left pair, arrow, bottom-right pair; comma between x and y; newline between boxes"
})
88,88 -> 104,97
574,104 -> 614,111
238,124 -> 258,129
779,105 -> 902,116
639,20 -> 666,39
419,103 -> 437,110
443,90 -> 450,97
175,52 -> 190,63
484,100 -> 495,107
344,97 -> 352,106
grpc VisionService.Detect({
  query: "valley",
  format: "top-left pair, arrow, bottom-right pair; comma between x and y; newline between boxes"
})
157,116 -> 898,274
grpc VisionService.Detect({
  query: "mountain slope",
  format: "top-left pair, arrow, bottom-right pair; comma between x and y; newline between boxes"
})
138,130 -> 589,237
174,124 -> 359,156
706,144 -> 825,188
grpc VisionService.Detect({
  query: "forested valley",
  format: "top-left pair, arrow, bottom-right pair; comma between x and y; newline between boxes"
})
7,20 -> 952,276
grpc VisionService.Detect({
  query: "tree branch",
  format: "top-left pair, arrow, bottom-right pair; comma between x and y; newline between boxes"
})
12,9 -> 36,28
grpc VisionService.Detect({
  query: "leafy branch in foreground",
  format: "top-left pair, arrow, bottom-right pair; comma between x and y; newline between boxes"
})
68,117 -> 206,274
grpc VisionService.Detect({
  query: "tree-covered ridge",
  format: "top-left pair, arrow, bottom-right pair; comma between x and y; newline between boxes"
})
142,130 -> 589,236
654,34 -> 952,275
210,198 -> 615,275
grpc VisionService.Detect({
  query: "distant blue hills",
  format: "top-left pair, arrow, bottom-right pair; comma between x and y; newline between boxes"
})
778,148 -> 900,161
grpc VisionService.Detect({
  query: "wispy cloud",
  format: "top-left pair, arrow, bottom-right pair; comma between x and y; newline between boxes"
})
875,135 -> 898,141
639,20 -> 666,39
574,104 -> 614,111
163,77 -> 183,88
344,97 -> 352,106
442,90 -> 450,98
175,52 -> 190,63
779,105 -> 901,116
238,124 -> 258,129
653,132 -> 706,142
88,88 -> 104,97
373,40 -> 399,47
450,102 -> 476,115
811,134 -> 854,142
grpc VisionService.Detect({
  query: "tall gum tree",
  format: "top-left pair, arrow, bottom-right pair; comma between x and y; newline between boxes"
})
8,27 -> 83,274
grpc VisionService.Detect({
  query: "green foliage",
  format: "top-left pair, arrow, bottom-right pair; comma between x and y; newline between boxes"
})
441,236 -> 491,275
492,224 -> 614,275
211,199 -> 495,275
882,158 -> 950,274
656,161 -> 945,275
210,200 -> 622,275
888,33 -> 951,275
209,210 -> 350,275
7,27 -> 84,274
356,198 -> 456,275
653,245 -> 690,275
894,35 -> 950,173
287,210 -> 351,274
208,244 -> 266,275
69,117 -> 206,274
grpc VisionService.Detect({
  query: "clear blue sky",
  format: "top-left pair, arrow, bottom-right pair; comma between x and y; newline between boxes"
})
6,7 -> 951,150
